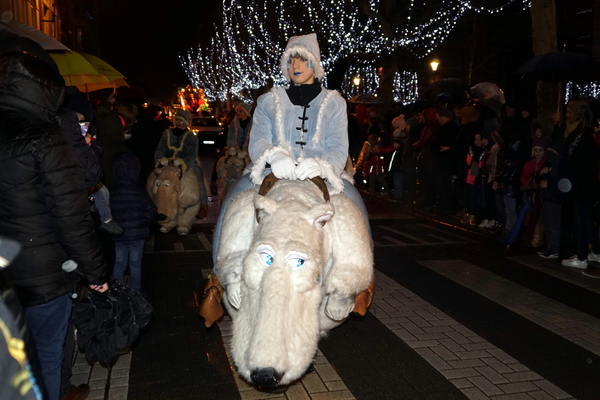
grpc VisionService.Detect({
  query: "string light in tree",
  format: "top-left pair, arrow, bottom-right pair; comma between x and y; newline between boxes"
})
565,81 -> 600,104
181,0 -> 530,103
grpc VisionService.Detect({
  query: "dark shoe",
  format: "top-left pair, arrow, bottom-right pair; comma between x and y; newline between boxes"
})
99,220 -> 123,236
60,384 -> 90,400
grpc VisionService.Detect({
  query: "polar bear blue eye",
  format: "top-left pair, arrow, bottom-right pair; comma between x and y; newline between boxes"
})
285,251 -> 308,269
258,252 -> 274,266
256,245 -> 275,267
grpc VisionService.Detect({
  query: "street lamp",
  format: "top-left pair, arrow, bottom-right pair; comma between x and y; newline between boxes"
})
353,76 -> 361,86
430,59 -> 440,72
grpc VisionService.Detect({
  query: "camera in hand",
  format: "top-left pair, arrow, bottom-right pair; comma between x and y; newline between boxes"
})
79,121 -> 90,136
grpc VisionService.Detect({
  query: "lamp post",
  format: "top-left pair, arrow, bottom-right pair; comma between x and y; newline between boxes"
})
430,59 -> 440,82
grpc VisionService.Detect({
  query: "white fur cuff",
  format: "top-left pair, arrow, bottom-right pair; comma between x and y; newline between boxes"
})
249,146 -> 291,185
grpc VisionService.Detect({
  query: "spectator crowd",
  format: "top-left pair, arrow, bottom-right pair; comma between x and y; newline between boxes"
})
349,94 -> 600,270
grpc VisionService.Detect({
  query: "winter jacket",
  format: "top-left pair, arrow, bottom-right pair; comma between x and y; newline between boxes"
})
520,157 -> 548,188
363,153 -> 386,176
109,153 -> 157,242
227,116 -> 252,150
412,108 -> 439,157
0,53 -> 106,306
496,138 -> 526,198
542,140 -> 568,205
465,146 -> 486,185
433,121 -> 460,172
249,86 -> 349,193
58,108 -> 102,188
154,127 -> 199,170
484,144 -> 503,184
128,116 -> 165,181
388,149 -> 403,173
565,127 -> 600,204
95,102 -> 128,187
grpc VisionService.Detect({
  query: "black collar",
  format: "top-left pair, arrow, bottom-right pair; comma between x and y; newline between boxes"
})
286,80 -> 322,106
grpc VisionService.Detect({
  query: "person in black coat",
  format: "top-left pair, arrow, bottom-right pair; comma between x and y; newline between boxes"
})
128,104 -> 165,183
0,52 -> 108,400
560,103 -> 600,269
109,153 -> 157,290
434,108 -> 460,212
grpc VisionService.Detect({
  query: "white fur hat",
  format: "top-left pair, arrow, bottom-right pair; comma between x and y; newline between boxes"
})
279,33 -> 324,82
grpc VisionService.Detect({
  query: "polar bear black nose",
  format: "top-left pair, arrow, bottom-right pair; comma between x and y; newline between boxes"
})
157,213 -> 167,221
250,367 -> 284,387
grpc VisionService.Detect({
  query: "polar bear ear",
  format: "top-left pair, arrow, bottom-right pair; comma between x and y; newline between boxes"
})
308,204 -> 334,227
254,195 -> 278,214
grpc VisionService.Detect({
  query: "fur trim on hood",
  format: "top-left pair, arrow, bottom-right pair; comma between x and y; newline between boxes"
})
280,33 -> 324,82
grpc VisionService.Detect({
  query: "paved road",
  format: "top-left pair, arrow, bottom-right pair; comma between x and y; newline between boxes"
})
72,193 -> 600,400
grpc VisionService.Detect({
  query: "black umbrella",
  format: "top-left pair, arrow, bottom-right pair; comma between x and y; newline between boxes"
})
73,280 -> 153,365
513,51 -> 598,83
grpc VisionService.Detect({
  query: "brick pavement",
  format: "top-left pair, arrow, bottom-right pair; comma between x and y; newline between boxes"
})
77,198 -> 600,399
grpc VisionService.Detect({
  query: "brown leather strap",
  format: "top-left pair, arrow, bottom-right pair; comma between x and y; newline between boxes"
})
256,173 -> 330,223
258,173 -> 330,202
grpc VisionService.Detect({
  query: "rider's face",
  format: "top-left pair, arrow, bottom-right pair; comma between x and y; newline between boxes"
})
174,117 -> 187,129
288,56 -> 315,86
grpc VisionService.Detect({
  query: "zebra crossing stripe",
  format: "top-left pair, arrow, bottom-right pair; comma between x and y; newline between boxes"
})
196,232 -> 213,251
379,226 -> 430,244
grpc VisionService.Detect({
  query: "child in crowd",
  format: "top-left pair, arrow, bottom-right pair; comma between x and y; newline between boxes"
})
520,138 -> 549,247
480,131 -> 504,231
363,143 -> 390,200
461,133 -> 487,225
109,153 -> 157,290
389,138 -> 404,200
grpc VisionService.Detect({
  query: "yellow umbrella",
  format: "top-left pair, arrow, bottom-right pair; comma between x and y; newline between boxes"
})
48,51 -> 130,93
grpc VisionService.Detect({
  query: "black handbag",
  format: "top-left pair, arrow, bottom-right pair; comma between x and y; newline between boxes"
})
73,280 -> 153,365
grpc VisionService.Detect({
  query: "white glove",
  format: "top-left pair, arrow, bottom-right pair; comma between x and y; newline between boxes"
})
325,295 -> 356,321
226,282 -> 242,310
296,157 -> 324,180
268,151 -> 296,180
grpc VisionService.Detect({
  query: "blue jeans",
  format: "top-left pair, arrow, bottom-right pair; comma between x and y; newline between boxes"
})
212,173 -> 370,273
24,293 -> 72,400
91,185 -> 112,222
113,239 -> 145,290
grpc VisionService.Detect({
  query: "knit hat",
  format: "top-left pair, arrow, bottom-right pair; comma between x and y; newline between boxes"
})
437,108 -> 454,120
238,103 -> 252,112
280,33 -> 324,82
459,106 -> 480,125
391,114 -> 406,130
236,103 -> 252,118
175,109 -> 190,125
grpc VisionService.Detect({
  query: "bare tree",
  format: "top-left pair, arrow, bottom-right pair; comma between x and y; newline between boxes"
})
530,0 -> 560,118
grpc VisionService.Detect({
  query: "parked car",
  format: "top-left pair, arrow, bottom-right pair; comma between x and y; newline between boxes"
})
189,116 -> 226,152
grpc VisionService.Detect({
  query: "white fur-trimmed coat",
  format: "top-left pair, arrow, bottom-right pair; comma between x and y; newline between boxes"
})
249,87 -> 353,194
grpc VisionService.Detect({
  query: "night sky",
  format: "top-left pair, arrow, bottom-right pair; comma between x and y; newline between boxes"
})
96,0 -> 221,99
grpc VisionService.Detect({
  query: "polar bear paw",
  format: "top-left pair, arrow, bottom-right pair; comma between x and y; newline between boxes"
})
226,282 -> 242,310
325,295 -> 356,321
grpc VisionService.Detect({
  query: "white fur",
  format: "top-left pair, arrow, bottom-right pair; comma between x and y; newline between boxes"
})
218,179 -> 372,386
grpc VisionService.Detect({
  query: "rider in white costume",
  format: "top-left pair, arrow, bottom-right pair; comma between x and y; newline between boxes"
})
212,33 -> 369,268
